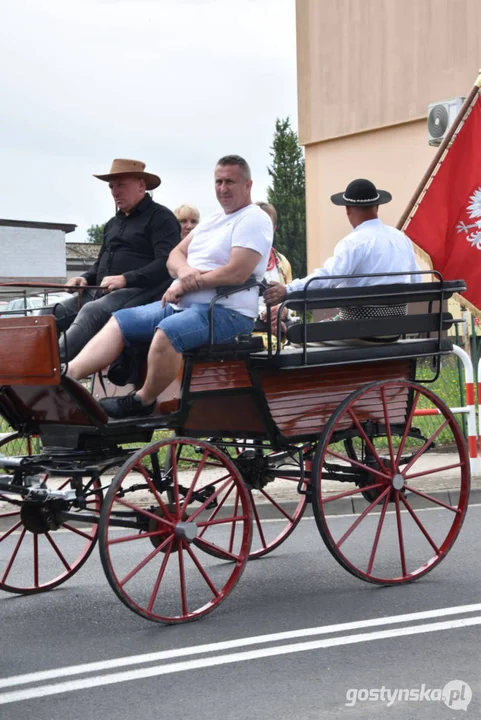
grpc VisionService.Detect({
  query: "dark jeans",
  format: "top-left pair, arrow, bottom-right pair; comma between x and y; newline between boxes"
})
38,285 -> 163,362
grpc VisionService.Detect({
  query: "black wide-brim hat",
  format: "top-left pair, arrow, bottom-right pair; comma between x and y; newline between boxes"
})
331,178 -> 392,207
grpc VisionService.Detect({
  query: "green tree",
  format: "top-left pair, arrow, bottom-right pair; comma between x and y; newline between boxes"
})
86,223 -> 105,244
267,117 -> 307,279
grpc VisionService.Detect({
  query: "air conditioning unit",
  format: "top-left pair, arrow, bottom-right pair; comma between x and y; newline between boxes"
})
427,97 -> 465,146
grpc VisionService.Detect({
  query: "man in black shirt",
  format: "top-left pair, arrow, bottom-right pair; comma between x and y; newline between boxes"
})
42,159 -> 180,361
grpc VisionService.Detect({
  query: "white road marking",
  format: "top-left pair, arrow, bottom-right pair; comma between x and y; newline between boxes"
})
1,605 -> 480,704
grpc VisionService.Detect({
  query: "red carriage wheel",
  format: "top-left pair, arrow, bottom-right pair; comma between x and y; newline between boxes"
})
98,437 -> 252,623
227,441 -> 309,559
183,440 -> 309,559
0,433 -> 102,594
312,380 -> 470,585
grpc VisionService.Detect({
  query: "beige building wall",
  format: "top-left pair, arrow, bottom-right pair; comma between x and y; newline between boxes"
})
296,0 -> 481,270
305,120 -> 435,269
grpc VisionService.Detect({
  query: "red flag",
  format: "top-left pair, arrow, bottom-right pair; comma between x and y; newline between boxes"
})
402,88 -> 481,314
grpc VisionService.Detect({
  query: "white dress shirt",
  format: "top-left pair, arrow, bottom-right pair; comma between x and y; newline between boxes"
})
286,218 -> 421,294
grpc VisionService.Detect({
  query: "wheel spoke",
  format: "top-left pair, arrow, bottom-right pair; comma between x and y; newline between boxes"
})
395,493 -> 407,577
147,539 -> 174,613
347,407 -> 388,472
188,477 -> 236,523
322,481 -> 386,504
380,386 -> 395,469
194,535 -> 242,562
44,532 -> 72,571
366,494 -> 390,575
257,487 -> 298,522
395,389 -> 421,466
108,529 -> 167,545
228,489 -> 240,554
171,447 -> 181,518
250,493 -> 268,549
196,515 -> 248,527
196,480 -> 236,539
177,539 -> 188,616
119,534 -> 172,587
183,541 -> 220,596
61,523 -> 94,540
0,509 -> 21,519
0,519 -> 22,542
337,487 -> 390,548
33,534 -> 39,588
326,449 -> 390,480
404,461 -> 464,480
113,497 -> 175,529
399,493 -> 440,553
1,528 -> 27,583
401,419 -> 451,475
142,469 -> 173,520
403,484 -> 461,513
181,449 -> 209,511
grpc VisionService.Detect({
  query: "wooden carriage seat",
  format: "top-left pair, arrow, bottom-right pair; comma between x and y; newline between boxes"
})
0,316 -> 109,435
0,315 -> 61,386
253,280 -> 466,369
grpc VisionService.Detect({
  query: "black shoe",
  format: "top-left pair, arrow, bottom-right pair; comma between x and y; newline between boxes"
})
99,393 -> 156,420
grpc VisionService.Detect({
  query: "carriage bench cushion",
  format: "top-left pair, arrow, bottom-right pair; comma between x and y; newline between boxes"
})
252,337 -> 453,369
184,334 -> 264,359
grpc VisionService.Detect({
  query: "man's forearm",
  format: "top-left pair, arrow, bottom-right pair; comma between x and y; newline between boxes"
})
200,264 -> 252,289
167,247 -> 189,277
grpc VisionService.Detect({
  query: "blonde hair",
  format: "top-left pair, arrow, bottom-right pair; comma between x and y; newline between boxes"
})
174,204 -> 200,222
256,201 -> 277,227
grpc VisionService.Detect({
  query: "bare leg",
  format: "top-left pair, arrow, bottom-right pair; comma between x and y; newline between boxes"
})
68,317 -> 125,380
135,330 -> 182,405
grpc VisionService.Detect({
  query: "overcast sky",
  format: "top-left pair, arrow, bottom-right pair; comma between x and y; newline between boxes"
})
0,0 -> 298,242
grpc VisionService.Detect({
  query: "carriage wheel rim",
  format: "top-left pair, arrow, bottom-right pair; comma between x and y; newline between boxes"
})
312,379 -> 470,585
0,434 -> 102,594
99,438 -> 252,623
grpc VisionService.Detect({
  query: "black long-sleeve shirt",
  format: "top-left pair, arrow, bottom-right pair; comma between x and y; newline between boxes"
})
82,194 -> 180,288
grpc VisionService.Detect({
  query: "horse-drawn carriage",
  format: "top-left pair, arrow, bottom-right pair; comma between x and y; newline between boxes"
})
0,277 -> 471,623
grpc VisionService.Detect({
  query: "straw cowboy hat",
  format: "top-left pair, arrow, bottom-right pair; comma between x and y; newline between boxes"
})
331,178 -> 392,207
94,159 -> 161,191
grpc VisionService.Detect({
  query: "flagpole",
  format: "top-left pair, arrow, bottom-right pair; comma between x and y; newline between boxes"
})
397,70 -> 481,231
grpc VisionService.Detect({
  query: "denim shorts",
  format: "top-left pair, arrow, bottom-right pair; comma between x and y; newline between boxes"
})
114,301 -> 254,353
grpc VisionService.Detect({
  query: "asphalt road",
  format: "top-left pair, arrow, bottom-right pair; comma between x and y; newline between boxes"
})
1,506 -> 480,720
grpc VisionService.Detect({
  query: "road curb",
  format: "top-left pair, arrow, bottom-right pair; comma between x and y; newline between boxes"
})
250,487 -> 481,520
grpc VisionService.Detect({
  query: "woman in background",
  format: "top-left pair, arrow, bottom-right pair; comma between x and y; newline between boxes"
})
174,203 -> 200,240
255,201 -> 294,346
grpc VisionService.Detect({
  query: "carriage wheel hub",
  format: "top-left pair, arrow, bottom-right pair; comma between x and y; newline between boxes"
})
392,473 -> 405,490
20,504 -> 58,533
174,521 -> 198,542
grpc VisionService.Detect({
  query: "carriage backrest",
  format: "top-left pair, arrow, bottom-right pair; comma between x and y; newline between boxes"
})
283,280 -> 465,346
286,311 -> 454,345
283,280 -> 466,312
0,315 -> 61,385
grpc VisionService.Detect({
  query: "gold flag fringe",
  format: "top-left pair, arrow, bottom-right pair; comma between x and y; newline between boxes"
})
453,294 -> 481,321
410,241 -> 480,319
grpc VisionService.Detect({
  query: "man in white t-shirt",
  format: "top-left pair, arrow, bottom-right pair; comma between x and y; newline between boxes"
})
67,155 -> 273,419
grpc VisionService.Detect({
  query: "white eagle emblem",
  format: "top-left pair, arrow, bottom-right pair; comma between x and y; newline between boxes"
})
457,187 -> 481,249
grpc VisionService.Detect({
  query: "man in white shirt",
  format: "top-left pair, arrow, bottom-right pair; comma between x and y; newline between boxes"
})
67,155 -> 273,418
264,178 -> 421,309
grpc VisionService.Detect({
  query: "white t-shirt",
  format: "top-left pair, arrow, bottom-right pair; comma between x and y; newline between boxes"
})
287,218 -> 421,293
175,204 -> 273,318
